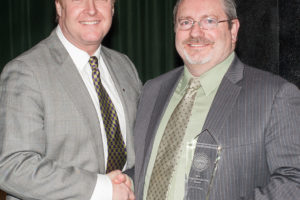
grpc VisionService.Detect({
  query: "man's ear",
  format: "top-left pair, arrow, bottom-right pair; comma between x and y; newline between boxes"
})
230,19 -> 240,43
55,0 -> 63,17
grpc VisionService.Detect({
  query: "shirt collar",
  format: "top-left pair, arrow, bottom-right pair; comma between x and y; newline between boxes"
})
181,52 -> 235,96
56,25 -> 101,72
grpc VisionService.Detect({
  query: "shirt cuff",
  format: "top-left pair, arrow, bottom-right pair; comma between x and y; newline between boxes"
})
90,174 -> 112,200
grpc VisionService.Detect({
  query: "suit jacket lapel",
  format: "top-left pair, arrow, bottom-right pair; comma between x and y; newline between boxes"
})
201,56 -> 244,143
46,31 -> 105,172
100,48 -> 126,124
100,48 -> 136,168
141,68 -> 184,183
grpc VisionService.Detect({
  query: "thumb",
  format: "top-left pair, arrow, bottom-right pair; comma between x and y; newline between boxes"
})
112,174 -> 126,184
107,170 -> 122,181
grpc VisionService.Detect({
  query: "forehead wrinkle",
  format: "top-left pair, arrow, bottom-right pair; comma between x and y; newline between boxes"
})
177,0 -> 227,18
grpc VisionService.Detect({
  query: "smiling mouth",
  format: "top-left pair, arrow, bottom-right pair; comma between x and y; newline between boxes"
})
187,43 -> 212,49
80,21 -> 100,25
189,44 -> 208,47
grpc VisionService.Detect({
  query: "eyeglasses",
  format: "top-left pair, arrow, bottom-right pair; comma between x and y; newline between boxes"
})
177,17 -> 232,30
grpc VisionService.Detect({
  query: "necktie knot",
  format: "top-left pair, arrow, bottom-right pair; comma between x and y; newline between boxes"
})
89,56 -> 98,70
185,78 -> 201,99
189,78 -> 201,91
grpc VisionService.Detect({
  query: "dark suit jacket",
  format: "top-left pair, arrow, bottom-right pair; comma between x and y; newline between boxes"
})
134,55 -> 300,199
0,29 -> 142,200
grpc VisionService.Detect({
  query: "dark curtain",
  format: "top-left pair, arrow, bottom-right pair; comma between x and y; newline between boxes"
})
1,0 -> 299,87
0,0 -> 56,69
0,190 -> 5,200
105,0 -> 178,82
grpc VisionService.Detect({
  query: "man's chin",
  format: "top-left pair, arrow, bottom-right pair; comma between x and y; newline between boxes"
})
184,54 -> 211,65
183,49 -> 213,65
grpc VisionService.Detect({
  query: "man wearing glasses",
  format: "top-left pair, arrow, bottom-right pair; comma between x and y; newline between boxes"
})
134,0 -> 300,199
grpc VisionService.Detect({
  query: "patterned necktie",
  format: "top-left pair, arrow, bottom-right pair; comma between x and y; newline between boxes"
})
89,56 -> 127,173
147,78 -> 201,200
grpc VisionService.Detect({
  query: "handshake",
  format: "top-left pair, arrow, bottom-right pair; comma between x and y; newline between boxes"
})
108,170 -> 135,200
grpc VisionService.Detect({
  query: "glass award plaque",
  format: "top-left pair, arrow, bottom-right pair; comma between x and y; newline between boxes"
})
184,130 -> 222,200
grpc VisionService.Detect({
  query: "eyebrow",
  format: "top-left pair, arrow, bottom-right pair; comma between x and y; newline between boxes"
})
178,14 -> 218,20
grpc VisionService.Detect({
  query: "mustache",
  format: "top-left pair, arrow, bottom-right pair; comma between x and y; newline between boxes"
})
183,37 -> 214,45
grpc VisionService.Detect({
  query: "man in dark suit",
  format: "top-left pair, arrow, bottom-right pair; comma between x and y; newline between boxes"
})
134,0 -> 300,199
0,0 -> 141,199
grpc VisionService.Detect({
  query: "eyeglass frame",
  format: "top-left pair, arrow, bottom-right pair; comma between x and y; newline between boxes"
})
176,17 -> 235,31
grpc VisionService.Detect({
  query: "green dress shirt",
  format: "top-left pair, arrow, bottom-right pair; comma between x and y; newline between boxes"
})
143,53 -> 234,200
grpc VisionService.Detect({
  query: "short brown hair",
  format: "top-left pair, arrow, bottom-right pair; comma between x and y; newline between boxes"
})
173,0 -> 237,29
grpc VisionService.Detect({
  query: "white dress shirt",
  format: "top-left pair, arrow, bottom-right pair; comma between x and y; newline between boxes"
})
56,26 -> 127,200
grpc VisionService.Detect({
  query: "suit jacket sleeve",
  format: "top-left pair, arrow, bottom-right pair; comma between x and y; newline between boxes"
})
0,60 -> 97,200
253,82 -> 300,199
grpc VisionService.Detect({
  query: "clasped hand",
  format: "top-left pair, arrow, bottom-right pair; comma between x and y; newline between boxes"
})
107,170 -> 135,200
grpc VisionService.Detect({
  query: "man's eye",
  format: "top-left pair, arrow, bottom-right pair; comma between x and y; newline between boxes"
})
180,20 -> 190,26
206,18 -> 216,24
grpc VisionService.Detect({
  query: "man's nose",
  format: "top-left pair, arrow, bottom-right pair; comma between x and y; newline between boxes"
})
86,0 -> 97,15
190,22 -> 205,38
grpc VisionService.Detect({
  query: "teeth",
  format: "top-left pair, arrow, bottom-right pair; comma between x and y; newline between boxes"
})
190,44 -> 205,47
81,21 -> 99,25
